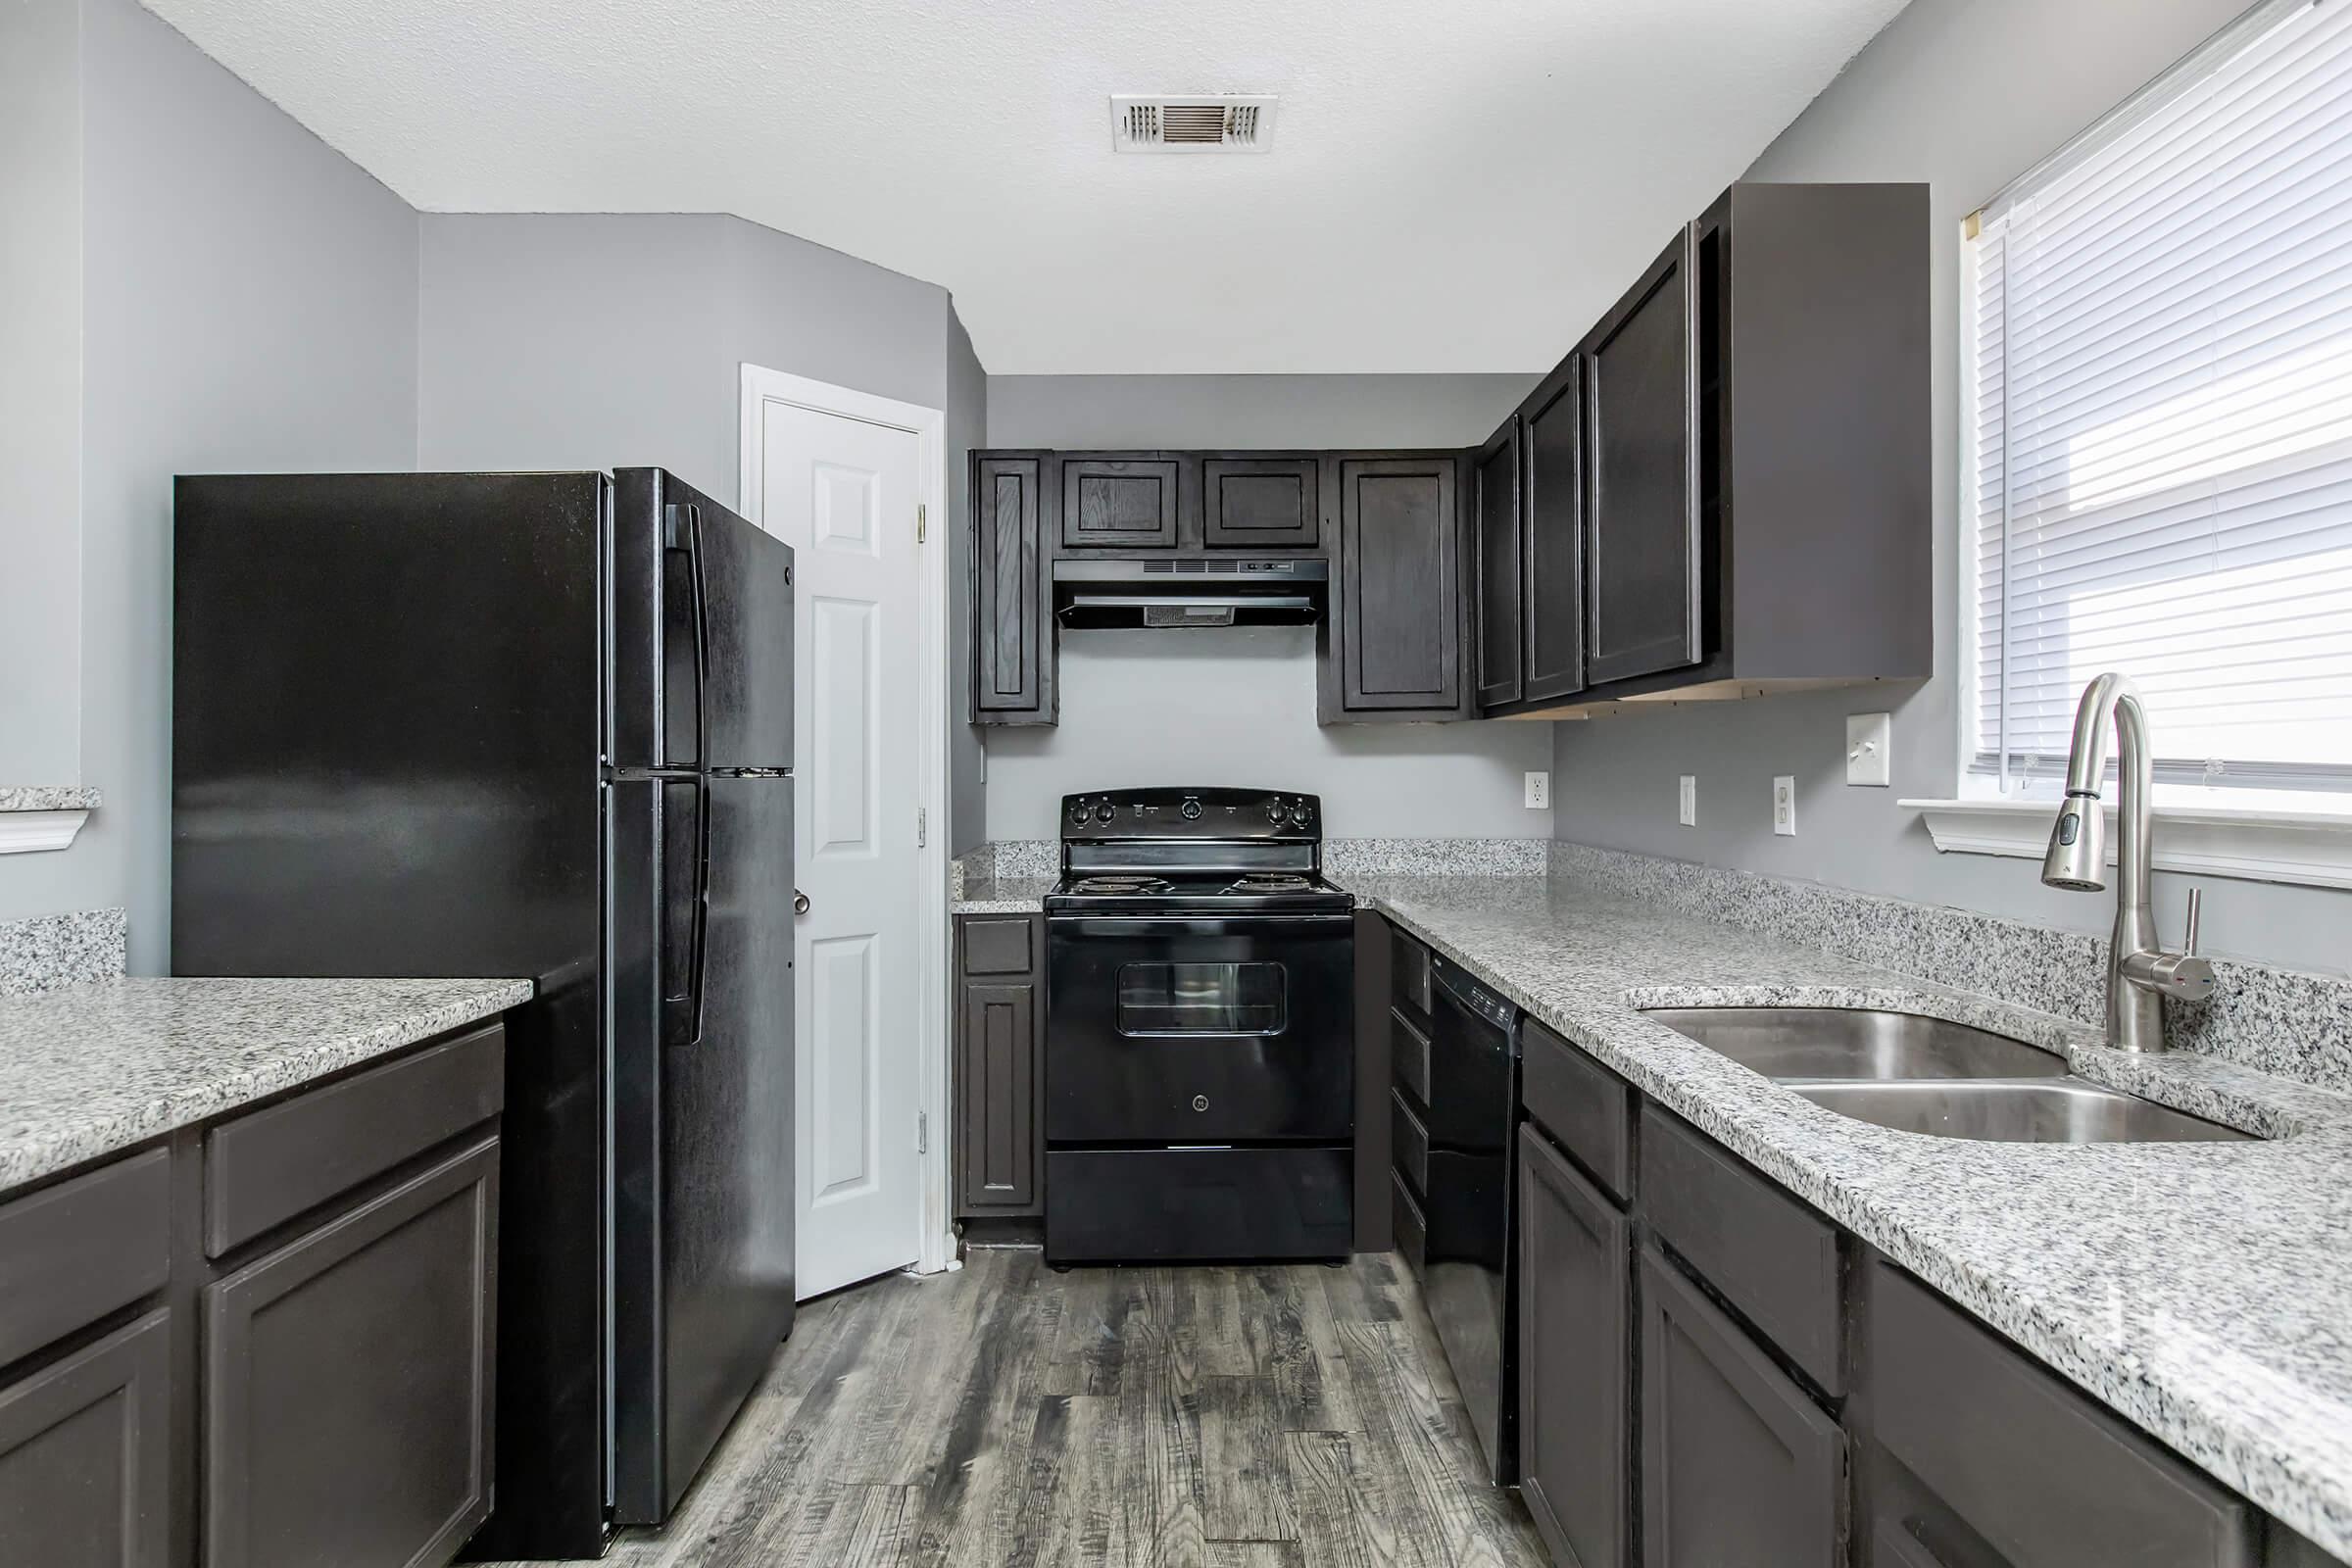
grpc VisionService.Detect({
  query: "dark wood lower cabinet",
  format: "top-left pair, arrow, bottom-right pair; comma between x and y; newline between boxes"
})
954,914 -> 1045,1219
0,1310 -> 172,1568
1517,1126 -> 1629,1568
1641,1245 -> 1846,1566
204,1138 -> 498,1568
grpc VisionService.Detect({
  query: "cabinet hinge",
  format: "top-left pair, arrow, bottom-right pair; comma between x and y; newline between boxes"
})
917,1110 -> 929,1155
917,807 -> 928,848
917,504 -> 927,544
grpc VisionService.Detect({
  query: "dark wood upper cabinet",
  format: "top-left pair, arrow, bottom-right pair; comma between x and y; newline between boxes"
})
1518,1125 -> 1630,1568
1329,455 -> 1465,718
1203,456 -> 1319,550
1058,454 -> 1180,549
972,454 -> 1054,724
1472,419 -> 1523,709
1520,358 -> 1587,705
1583,227 -> 1704,689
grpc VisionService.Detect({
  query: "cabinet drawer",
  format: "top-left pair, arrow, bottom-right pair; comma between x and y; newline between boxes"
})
1390,1089 -> 1429,1196
1391,1171 -> 1427,1277
205,1023 -> 505,1257
1871,1262 -> 2258,1568
961,916 -> 1035,976
1639,1105 -> 1843,1396
1522,1016 -> 1632,1202
1390,926 -> 1432,1018
0,1148 -> 170,1369
1391,1006 -> 1432,1105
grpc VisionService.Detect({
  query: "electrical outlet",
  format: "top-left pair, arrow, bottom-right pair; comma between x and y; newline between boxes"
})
1524,771 -> 1550,809
1773,775 -> 1797,836
1846,711 -> 1891,787
1678,775 -> 1696,826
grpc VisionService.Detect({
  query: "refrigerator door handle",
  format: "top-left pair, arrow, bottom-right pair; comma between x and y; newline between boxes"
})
659,776 -> 710,1048
662,501 -> 710,769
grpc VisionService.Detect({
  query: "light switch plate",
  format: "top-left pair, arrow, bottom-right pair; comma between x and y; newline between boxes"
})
1678,775 -> 1696,826
1773,776 -> 1797,836
1525,771 -> 1550,809
1846,711 -> 1891,787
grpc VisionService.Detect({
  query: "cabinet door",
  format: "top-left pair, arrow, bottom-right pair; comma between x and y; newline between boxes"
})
1336,457 -> 1463,715
974,455 -> 1051,720
1583,229 -> 1703,688
0,1310 -> 171,1568
1059,455 -> 1180,549
1472,418 -> 1523,710
204,1138 -> 498,1568
1522,358 -> 1587,703
1203,457 -> 1319,550
958,979 -> 1040,1214
1642,1246 -> 1844,1567
1518,1126 -> 1629,1568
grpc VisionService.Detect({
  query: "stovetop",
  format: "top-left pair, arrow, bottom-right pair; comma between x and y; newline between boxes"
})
1046,787 -> 1351,916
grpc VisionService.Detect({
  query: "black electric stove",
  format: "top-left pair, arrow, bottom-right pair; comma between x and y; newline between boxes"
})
1042,788 -> 1356,1265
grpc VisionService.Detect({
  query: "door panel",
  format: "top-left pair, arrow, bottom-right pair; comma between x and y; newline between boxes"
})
1059,455 -> 1180,549
0,1311 -> 171,1568
973,456 -> 1048,717
1204,457 -> 1319,549
1338,457 -> 1462,712
1473,419 -> 1523,709
1518,1126 -> 1630,1568
1584,231 -> 1703,687
750,396 -> 925,1299
1523,360 -> 1587,702
958,980 -> 1039,1211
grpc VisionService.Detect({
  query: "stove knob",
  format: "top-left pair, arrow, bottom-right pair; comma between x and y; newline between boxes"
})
1095,801 -> 1115,824
1181,796 -> 1202,821
1068,798 -> 1090,826
1265,799 -> 1286,824
1291,800 -> 1313,828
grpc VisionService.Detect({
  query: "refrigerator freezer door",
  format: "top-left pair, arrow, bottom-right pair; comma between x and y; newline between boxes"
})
612,774 -> 797,1524
612,468 -> 795,773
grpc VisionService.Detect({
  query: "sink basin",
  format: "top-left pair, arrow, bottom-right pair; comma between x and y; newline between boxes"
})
1786,1079 -> 2253,1144
1643,1007 -> 2070,1081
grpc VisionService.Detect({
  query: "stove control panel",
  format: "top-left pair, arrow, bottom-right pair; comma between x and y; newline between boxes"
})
1058,788 -> 1324,842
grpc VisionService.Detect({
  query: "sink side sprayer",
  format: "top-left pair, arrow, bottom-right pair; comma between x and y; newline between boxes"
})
2039,671 -> 2218,1051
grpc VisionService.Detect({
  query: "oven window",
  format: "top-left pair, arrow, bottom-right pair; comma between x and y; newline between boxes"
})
1116,961 -> 1287,1036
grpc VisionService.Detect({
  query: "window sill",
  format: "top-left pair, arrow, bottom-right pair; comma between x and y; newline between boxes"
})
1900,797 -> 2352,891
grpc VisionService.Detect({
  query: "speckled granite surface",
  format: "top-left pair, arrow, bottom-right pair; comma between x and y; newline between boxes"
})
1551,841 -> 2352,1091
0,908 -> 128,996
0,976 -> 532,1190
0,786 -> 102,812
1340,870 -> 2352,1556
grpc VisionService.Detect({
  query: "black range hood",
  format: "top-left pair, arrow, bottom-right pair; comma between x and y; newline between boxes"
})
1053,557 -> 1328,628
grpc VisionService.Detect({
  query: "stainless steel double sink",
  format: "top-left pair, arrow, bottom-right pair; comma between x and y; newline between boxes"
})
1642,1007 -> 2254,1144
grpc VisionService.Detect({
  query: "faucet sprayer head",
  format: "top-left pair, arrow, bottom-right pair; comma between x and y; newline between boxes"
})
2042,790 -> 2108,891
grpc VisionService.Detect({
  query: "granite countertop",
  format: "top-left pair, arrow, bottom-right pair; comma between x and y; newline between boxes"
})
1337,871 -> 2352,1559
0,976 -> 533,1190
951,874 -> 1055,915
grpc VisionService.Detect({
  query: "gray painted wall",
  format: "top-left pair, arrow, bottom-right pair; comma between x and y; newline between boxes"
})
982,373 -> 1551,841
0,0 -> 421,972
0,0 -> 83,785
945,310 -> 988,855
1548,0 -> 2352,976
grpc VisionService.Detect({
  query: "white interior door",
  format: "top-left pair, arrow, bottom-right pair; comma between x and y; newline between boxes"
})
749,396 -> 924,1298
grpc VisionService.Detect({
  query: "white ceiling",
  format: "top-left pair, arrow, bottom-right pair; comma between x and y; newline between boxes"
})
141,0 -> 1910,375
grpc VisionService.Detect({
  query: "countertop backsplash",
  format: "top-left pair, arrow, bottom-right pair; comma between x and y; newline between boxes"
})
0,908 -> 129,997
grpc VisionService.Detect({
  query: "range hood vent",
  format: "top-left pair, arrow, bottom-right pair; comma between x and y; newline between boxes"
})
1110,95 -> 1278,154
1054,557 -> 1326,629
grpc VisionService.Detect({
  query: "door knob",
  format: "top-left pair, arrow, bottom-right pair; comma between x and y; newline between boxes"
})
794,890 -> 810,915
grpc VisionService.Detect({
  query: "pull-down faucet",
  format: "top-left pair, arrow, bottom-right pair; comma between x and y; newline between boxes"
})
2039,672 -> 2217,1052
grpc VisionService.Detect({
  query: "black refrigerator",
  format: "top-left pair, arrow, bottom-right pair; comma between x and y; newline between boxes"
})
172,468 -> 797,1559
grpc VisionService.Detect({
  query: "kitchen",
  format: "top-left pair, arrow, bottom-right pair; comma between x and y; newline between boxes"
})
4,0 -> 2351,1564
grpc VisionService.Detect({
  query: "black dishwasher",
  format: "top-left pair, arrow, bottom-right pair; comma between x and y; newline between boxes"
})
1399,955 -> 1519,1484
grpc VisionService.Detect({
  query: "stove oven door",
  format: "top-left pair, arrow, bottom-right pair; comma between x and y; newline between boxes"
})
1046,914 -> 1354,1144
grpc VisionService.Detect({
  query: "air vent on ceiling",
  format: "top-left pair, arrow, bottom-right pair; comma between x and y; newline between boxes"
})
1110,95 -> 1278,154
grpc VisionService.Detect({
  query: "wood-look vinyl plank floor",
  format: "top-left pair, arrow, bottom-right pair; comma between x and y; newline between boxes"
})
484,1250 -> 1547,1568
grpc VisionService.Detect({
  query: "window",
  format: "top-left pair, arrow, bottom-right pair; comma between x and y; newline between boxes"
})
1116,961 -> 1287,1036
1969,0 -> 2352,803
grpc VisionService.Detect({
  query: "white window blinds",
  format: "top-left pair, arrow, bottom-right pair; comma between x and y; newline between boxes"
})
1971,0 -> 2352,792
